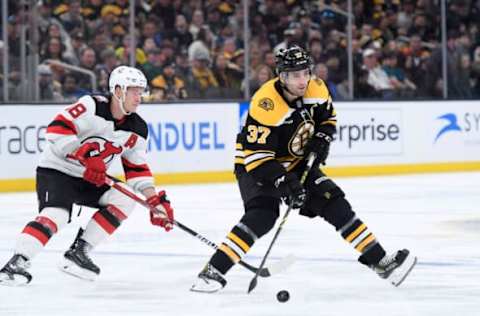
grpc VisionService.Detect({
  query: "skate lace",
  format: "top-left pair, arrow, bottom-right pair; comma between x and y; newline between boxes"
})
378,253 -> 397,271
7,255 -> 31,272
76,240 -> 96,267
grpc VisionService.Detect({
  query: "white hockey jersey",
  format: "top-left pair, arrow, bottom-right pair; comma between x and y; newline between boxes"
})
39,94 -> 154,192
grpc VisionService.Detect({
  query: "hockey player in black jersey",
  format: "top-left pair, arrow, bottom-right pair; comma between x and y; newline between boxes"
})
191,46 -> 416,293
0,66 -> 174,285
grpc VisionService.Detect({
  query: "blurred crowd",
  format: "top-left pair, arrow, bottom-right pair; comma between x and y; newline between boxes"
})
1,0 -> 480,102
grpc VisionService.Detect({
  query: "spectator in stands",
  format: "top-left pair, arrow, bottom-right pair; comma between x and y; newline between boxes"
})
143,47 -> 167,82
188,26 -> 215,64
354,68 -> 381,99
186,49 -> 219,99
64,31 -> 87,66
309,38 -> 327,64
38,65 -> 63,101
273,27 -> 297,54
248,64 -> 274,95
229,49 -> 245,90
115,34 -> 147,66
362,48 -> 396,99
174,50 -> 191,79
150,61 -> 188,101
90,32 -> 112,61
457,53 -> 473,99
95,48 -> 119,93
262,51 -> 277,74
382,52 -> 416,98
151,0 -> 176,31
61,72 -> 88,102
83,0 -> 103,23
140,19 -> 162,48
76,47 -> 97,92
472,46 -> 480,98
168,14 -> 194,54
13,65 -> 62,102
403,34 -> 429,95
57,0 -> 85,33
40,36 -> 67,64
212,53 -> 241,98
314,63 -> 340,100
425,30 -> 463,98
221,38 -> 237,60
189,9 -> 205,40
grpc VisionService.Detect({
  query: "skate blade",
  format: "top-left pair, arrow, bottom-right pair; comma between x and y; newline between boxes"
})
190,279 -> 223,293
59,259 -> 98,281
389,253 -> 417,287
0,272 -> 30,286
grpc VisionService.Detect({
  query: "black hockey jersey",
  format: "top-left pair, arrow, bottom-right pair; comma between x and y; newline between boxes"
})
235,78 -> 336,182
39,94 -> 154,192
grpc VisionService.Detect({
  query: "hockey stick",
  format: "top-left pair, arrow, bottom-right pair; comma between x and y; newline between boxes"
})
247,152 -> 317,293
104,177 -> 280,277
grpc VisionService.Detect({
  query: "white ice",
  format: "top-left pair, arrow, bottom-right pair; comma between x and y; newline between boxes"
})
0,172 -> 479,316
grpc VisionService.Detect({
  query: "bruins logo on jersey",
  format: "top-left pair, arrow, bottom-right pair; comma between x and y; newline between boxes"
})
288,121 -> 315,157
258,98 -> 274,111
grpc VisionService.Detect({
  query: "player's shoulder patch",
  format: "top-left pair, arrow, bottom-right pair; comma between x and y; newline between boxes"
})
249,80 -> 291,126
258,97 -> 274,111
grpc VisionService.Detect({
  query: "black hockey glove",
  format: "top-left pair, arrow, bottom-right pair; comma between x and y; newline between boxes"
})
305,132 -> 332,165
274,173 -> 306,208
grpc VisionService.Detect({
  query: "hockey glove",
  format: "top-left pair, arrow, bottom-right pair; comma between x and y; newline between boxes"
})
305,132 -> 332,165
146,190 -> 174,232
73,143 -> 106,187
274,173 -> 306,209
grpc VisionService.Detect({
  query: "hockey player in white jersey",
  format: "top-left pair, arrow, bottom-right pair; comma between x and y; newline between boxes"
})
0,65 -> 174,285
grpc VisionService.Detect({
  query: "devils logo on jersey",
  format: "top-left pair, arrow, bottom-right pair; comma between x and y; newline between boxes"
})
80,137 -> 123,163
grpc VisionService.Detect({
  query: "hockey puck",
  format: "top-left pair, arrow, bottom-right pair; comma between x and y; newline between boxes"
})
276,290 -> 290,303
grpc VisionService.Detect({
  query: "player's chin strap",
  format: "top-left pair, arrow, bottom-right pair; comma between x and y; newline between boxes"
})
113,89 -> 132,116
103,176 -> 295,278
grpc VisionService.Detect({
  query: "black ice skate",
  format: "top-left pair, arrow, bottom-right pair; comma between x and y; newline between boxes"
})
60,229 -> 100,281
190,264 -> 227,293
371,249 -> 417,287
0,254 -> 32,286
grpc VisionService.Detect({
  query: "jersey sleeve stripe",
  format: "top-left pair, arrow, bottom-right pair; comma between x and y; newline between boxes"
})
121,157 -> 152,179
320,119 -> 337,126
244,151 -> 275,165
47,114 -> 77,135
245,156 -> 274,172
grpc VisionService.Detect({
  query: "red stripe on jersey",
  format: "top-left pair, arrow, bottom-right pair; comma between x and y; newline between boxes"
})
107,205 -> 127,221
35,216 -> 58,234
46,125 -> 76,135
93,211 -> 116,234
121,158 -> 152,180
47,114 -> 77,135
22,226 -> 49,246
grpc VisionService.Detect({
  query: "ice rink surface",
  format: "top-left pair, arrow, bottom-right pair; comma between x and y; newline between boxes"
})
0,172 -> 479,316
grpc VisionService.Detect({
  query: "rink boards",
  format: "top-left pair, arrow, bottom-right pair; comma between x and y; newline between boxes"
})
0,100 -> 479,191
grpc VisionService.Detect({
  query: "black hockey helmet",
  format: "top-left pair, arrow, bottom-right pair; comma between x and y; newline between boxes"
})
275,45 -> 313,75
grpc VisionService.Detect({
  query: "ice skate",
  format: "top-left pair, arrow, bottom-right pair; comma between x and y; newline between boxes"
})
190,264 -> 227,293
371,249 -> 417,286
60,229 -> 100,281
0,254 -> 32,286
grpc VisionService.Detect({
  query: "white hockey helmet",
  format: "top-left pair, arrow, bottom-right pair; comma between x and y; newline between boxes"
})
109,65 -> 148,95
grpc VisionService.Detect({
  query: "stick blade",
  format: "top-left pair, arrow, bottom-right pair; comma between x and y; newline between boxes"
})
247,277 -> 258,294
